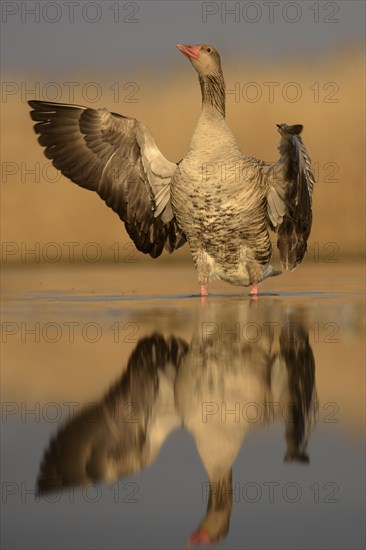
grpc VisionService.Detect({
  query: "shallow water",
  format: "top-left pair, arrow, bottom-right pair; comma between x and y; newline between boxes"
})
1,263 -> 365,550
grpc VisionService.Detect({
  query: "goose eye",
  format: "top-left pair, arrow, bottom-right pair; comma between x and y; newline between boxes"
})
206,47 -> 211,53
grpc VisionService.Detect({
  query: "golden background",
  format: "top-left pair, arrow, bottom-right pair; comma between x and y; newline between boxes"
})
2,48 -> 365,263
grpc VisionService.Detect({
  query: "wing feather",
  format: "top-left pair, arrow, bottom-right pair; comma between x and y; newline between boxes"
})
28,100 -> 186,258
264,124 -> 315,270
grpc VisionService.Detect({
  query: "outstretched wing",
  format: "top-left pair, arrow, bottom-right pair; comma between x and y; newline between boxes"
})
264,124 -> 315,270
37,334 -> 189,493
28,100 -> 186,258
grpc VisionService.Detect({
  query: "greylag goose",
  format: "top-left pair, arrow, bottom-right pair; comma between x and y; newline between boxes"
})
28,43 -> 314,295
175,303 -> 317,545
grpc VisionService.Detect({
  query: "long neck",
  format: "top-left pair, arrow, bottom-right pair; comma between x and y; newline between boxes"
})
207,469 -> 232,513
199,72 -> 226,118
200,469 -> 233,542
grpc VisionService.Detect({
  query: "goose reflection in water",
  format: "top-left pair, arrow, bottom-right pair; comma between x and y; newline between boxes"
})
37,302 -> 317,547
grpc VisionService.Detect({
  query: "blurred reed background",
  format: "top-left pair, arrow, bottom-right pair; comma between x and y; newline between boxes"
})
1,2 -> 365,265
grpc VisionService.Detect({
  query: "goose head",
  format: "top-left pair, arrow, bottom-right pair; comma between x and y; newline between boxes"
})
176,43 -> 225,116
188,508 -> 232,547
176,43 -> 222,77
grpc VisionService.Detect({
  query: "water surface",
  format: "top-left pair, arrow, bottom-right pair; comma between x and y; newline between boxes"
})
1,263 -> 365,550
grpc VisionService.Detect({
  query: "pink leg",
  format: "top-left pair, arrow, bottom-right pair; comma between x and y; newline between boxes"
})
200,284 -> 208,297
249,283 -> 258,296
